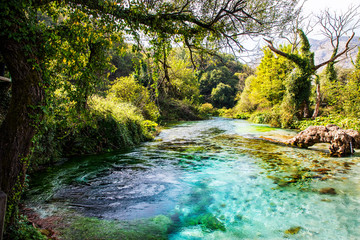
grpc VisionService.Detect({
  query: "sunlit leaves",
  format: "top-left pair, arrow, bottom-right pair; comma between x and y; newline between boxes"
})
234,45 -> 295,112
37,3 -> 123,112
108,75 -> 160,121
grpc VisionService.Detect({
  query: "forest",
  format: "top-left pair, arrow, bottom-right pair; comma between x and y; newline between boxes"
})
1,0 -> 360,239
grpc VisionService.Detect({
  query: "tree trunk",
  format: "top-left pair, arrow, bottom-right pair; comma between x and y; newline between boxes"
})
302,100 -> 310,118
287,125 -> 359,157
0,36 -> 44,225
312,83 -> 321,119
0,63 -> 5,77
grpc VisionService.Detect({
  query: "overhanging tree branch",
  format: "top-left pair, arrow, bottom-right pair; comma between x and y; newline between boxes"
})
67,0 -> 300,52
265,32 -> 355,71
264,38 -> 303,66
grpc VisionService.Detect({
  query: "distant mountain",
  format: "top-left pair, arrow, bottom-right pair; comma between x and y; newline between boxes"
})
309,36 -> 360,69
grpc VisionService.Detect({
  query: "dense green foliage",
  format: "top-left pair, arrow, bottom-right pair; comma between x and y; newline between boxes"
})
296,115 -> 360,132
235,46 -> 294,112
30,95 -> 155,170
233,45 -> 296,127
211,83 -> 235,108
302,47 -> 360,127
233,32 -> 360,130
108,75 -> 160,121
289,30 -> 314,108
198,55 -> 244,108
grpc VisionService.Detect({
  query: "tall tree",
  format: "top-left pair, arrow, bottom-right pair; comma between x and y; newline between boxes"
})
0,0 -> 299,233
234,45 -> 295,115
265,29 -> 354,120
313,5 -> 360,118
341,47 -> 360,116
265,30 -> 315,119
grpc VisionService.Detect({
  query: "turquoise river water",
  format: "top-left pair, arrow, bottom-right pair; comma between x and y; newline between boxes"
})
25,118 -> 360,239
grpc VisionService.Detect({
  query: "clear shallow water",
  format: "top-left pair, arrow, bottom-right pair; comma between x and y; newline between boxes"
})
25,118 -> 360,239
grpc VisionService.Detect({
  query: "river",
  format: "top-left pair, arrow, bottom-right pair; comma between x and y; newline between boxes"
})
25,118 -> 360,239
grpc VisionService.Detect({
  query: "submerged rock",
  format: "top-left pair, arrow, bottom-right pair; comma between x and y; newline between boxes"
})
187,213 -> 226,232
319,187 -> 337,195
286,125 -> 360,157
321,198 -> 332,202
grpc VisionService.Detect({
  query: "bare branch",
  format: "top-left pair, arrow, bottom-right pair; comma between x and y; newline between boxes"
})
184,37 -> 196,69
314,32 -> 355,70
0,76 -> 11,82
316,4 -> 360,56
264,39 -> 291,59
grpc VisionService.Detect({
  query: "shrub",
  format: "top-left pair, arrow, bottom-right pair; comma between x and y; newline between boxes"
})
108,75 -> 159,121
234,112 -> 251,119
245,108 -> 296,129
296,115 -> 360,131
218,108 -> 235,118
211,83 -> 235,108
158,98 -> 202,121
29,96 -> 155,170
199,103 -> 214,116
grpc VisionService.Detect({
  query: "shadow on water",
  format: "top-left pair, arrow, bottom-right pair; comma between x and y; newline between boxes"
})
25,118 -> 360,239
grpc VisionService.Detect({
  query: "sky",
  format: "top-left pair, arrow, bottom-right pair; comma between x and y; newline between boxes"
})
302,0 -> 358,14
302,0 -> 360,39
236,0 -> 360,64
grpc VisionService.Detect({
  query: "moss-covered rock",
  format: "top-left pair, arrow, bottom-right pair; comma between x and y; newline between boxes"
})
61,215 -> 173,240
284,226 -> 301,235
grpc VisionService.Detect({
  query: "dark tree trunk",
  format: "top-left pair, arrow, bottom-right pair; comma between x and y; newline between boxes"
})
0,63 -> 5,77
0,36 -> 44,225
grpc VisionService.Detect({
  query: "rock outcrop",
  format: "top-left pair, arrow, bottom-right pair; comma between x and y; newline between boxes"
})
286,125 -> 360,157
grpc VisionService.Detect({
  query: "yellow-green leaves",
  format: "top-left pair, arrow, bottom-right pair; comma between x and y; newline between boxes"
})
234,45 -> 295,113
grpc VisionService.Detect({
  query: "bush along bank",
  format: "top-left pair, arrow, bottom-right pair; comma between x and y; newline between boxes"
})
28,96 -> 157,172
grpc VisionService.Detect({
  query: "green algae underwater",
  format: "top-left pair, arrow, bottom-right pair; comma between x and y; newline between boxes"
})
24,118 -> 360,239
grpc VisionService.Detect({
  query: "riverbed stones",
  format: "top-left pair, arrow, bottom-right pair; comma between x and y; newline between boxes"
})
286,125 -> 360,157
